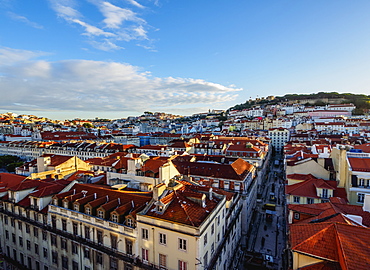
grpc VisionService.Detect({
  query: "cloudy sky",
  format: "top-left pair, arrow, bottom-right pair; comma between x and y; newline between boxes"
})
1,0 -> 370,119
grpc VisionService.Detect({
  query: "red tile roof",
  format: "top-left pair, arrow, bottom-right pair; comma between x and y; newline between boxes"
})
289,201 -> 370,227
173,158 -> 254,181
0,173 -> 27,188
286,179 -> 343,200
290,222 -> 370,270
348,157 -> 370,172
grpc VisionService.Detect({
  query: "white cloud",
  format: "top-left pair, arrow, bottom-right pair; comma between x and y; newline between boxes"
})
7,12 -> 44,29
48,0 -> 153,51
72,19 -> 116,37
125,0 -> 144,9
0,47 -> 241,114
0,47 -> 48,65
99,1 -> 144,29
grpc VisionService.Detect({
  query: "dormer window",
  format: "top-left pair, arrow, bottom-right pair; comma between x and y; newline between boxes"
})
63,201 -> 68,208
111,214 -> 118,223
53,199 -> 58,205
85,207 -> 91,215
73,204 -> 79,212
98,210 -> 104,219
126,218 -> 133,227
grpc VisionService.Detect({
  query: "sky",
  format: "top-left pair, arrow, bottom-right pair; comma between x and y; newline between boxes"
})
1,0 -> 370,120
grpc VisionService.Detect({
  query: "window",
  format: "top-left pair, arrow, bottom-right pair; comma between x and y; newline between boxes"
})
178,260 -> 187,270
42,231 -> 47,241
359,178 -> 365,187
322,189 -> 328,198
62,219 -> 67,231
51,215 -> 56,228
18,221 -> 22,230
73,204 -> 79,212
20,253 -> 24,265
13,249 -> 17,261
4,216 -> 8,224
97,230 -> 103,245
52,251 -> 58,265
179,238 -> 187,251
5,230 -> 9,240
19,236 -> 23,247
12,233 -> 15,243
85,207 -> 91,215
124,263 -> 133,270
111,234 -> 118,249
110,257 -> 118,270
211,224 -> 214,235
125,239 -> 133,255
307,198 -> 314,204
84,248 -> 90,260
358,193 -> 365,203
73,222 -> 78,235
72,242 -> 78,254
142,228 -> 149,240
98,210 -> 104,219
204,233 -> 208,246
159,254 -> 167,269
126,218 -> 133,227
62,256 -> 68,270
36,261 -> 40,270
35,244 -> 39,255
293,196 -> 300,203
294,212 -> 300,220
26,224 -> 30,233
211,243 -> 215,254
43,247 -> 48,258
142,248 -> 149,262
26,240 -> 31,250
72,261 -> 79,270
51,234 -> 57,247
159,233 -> 167,245
61,238 -> 68,251
96,252 -> 103,265
203,251 -> 208,267
11,218 -> 15,227
34,227 -> 39,238
84,226 -> 90,240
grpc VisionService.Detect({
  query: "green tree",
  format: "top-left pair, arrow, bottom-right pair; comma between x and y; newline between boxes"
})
7,162 -> 24,172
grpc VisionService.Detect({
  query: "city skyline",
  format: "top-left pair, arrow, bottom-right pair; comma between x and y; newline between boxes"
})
1,0 -> 370,119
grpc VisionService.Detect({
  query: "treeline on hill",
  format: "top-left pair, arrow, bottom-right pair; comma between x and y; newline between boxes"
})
229,92 -> 370,115
0,155 -> 24,172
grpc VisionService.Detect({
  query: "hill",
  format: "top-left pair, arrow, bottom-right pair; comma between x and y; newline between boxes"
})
229,92 -> 370,115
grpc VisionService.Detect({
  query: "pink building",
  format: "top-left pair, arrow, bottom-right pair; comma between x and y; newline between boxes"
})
308,110 -> 351,119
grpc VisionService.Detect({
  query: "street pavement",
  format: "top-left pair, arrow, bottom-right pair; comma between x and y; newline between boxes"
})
243,157 -> 287,270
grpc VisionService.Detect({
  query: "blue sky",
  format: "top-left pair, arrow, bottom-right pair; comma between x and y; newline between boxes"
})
1,0 -> 370,120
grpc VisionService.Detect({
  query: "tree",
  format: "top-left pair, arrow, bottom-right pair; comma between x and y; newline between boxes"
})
7,162 -> 24,172
82,123 -> 94,128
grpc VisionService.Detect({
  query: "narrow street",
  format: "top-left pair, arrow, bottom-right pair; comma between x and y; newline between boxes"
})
243,154 -> 287,270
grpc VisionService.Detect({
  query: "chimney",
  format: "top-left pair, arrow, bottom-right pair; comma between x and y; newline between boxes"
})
153,183 -> 166,201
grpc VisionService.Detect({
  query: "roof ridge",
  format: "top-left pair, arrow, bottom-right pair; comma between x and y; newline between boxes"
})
333,223 -> 349,270
292,223 -> 335,250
